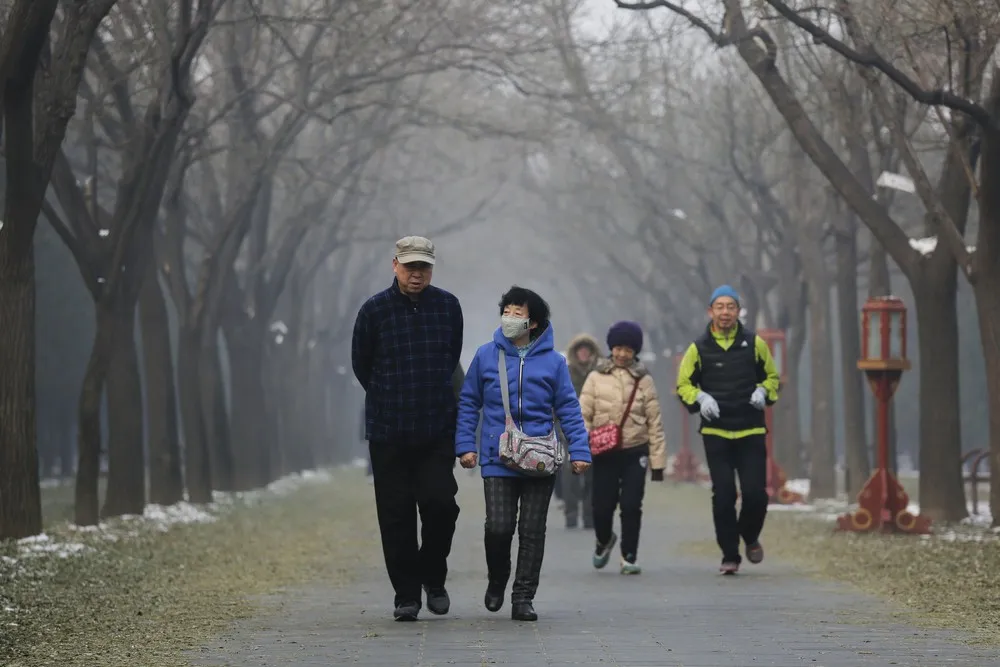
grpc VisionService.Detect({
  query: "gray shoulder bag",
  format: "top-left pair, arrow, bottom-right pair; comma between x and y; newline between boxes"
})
496,349 -> 564,476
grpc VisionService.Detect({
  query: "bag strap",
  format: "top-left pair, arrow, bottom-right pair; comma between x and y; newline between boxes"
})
497,349 -> 514,421
618,377 -> 642,428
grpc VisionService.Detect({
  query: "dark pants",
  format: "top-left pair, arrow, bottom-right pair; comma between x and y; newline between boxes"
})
484,475 -> 556,603
592,445 -> 648,560
369,440 -> 460,607
703,433 -> 768,563
561,463 -> 593,526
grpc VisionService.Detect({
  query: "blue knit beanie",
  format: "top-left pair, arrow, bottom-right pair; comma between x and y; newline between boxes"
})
709,284 -> 741,306
606,321 -> 643,354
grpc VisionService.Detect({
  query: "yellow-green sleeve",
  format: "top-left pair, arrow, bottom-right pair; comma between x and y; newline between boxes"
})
675,343 -> 701,405
754,336 -> 780,403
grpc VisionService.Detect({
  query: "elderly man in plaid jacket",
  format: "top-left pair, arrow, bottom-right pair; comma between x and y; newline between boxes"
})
352,236 -> 464,622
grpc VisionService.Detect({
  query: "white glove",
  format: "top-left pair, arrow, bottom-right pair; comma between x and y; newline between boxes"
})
750,387 -> 767,410
696,391 -> 720,420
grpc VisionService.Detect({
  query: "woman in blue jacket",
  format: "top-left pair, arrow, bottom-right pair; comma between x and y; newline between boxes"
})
456,286 -> 592,622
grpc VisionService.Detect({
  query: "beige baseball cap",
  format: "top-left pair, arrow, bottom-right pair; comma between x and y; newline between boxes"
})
395,236 -> 436,265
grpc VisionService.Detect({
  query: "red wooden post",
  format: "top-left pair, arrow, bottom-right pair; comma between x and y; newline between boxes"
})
757,329 -> 804,505
837,297 -> 931,534
671,352 -> 707,483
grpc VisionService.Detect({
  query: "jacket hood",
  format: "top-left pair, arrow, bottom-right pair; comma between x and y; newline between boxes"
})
595,357 -> 649,379
492,322 -> 555,357
565,333 -> 601,359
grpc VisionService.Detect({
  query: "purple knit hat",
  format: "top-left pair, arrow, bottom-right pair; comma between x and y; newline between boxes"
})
606,321 -> 643,354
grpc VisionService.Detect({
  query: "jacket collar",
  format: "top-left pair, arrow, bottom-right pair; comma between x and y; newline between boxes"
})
595,357 -> 648,379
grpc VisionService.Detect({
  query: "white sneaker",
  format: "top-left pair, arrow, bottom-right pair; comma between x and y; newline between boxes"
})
619,557 -> 641,575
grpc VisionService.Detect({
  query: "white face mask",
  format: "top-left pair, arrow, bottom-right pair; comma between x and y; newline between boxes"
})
501,315 -> 530,340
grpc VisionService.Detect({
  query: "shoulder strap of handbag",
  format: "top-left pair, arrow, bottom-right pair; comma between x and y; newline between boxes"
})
497,349 -> 514,422
618,377 -> 642,428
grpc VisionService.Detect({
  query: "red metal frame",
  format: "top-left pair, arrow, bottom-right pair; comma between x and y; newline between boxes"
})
757,328 -> 804,505
837,297 -> 930,534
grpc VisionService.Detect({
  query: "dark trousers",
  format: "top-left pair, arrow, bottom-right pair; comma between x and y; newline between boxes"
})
561,463 -> 593,526
592,445 -> 648,560
703,433 -> 768,563
483,475 -> 556,603
369,440 -> 460,607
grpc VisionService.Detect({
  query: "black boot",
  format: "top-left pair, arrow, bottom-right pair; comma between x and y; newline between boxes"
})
484,581 -> 505,612
511,601 -> 538,622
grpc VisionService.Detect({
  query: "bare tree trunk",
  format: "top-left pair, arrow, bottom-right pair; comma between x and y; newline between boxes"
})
835,218 -> 869,496
281,345 -> 316,474
198,333 -> 235,491
976,123 -> 1000,526
139,264 -> 183,506
912,276 -> 967,521
0,211 -> 42,538
772,238 -> 806,476
177,327 -> 213,502
102,300 -> 146,518
227,325 -> 270,488
977,273 -> 1000,526
74,304 -> 115,526
789,143 -> 835,495
211,350 -> 234,486
803,274 -> 837,498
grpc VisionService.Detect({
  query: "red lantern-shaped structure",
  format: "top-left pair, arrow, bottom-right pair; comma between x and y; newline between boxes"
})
837,297 -> 931,534
757,329 -> 804,505
671,351 -> 707,483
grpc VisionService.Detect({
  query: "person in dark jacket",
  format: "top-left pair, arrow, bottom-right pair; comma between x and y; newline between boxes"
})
676,285 -> 779,575
456,286 -> 591,622
560,333 -> 600,528
351,235 -> 463,621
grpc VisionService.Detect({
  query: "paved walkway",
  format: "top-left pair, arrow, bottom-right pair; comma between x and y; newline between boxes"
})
192,477 -> 992,666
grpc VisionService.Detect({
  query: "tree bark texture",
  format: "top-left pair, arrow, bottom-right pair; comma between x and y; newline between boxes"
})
198,332 -> 235,491
976,119 -> 1000,525
74,303 -> 114,526
227,325 -> 270,489
139,265 -> 184,507
0,220 -> 42,539
102,300 -> 146,518
834,218 -> 869,497
177,327 -> 213,502
912,276 -> 967,521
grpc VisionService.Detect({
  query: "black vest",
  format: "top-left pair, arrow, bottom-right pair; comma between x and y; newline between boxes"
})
694,324 -> 764,432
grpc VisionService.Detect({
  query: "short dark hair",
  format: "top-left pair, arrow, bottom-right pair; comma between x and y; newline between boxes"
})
499,286 -> 550,337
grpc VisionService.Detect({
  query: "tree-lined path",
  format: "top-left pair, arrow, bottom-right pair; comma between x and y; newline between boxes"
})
191,480 -> 989,667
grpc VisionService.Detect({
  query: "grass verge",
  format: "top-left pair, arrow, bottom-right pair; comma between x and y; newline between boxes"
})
1,470 -> 379,667
762,512 -> 1000,644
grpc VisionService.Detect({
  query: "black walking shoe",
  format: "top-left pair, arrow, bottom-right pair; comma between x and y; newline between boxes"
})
719,560 -> 740,575
423,586 -> 450,615
746,541 -> 764,564
393,601 -> 420,621
484,582 -> 505,612
511,601 -> 538,621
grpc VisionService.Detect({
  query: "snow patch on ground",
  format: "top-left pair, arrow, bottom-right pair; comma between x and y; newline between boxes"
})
784,478 -> 810,496
0,467 -> 341,585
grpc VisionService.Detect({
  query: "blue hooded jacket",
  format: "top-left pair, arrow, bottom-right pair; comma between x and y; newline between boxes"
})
456,324 -> 592,477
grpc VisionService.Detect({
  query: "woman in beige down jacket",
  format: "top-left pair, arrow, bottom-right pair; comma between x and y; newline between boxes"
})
579,321 -> 666,575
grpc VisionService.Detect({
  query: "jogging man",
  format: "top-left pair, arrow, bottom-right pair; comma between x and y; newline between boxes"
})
675,285 -> 779,574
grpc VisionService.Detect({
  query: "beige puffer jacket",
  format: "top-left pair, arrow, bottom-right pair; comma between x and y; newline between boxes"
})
579,359 -> 667,470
